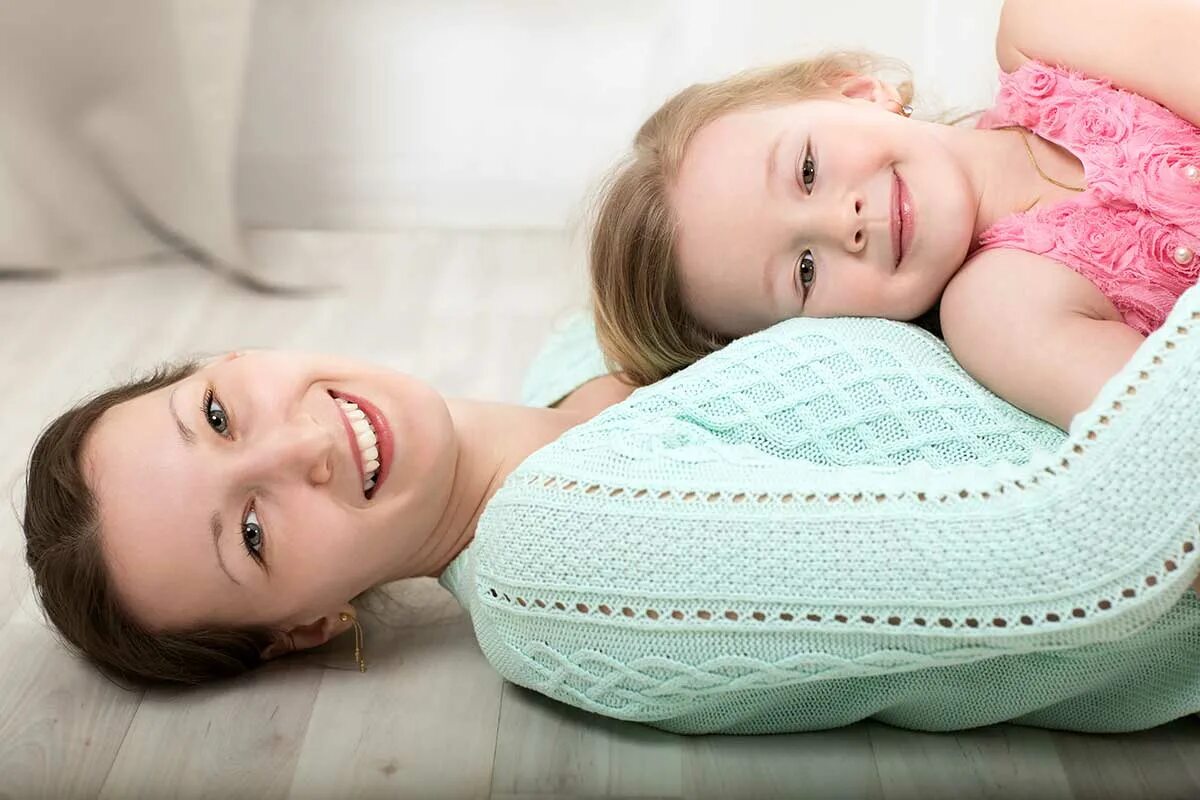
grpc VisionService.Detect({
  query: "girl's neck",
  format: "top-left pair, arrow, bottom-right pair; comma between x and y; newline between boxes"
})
407,400 -> 588,579
934,122 -> 1082,252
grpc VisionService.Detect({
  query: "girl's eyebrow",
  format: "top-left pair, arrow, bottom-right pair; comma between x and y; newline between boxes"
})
765,130 -> 784,192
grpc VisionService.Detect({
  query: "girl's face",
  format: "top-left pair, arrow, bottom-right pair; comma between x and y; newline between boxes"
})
83,350 -> 458,638
671,94 -> 978,337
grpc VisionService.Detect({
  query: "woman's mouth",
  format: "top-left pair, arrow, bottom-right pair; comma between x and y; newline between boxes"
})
330,390 -> 394,500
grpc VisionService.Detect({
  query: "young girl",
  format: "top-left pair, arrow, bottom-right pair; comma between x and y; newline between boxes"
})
590,0 -> 1200,431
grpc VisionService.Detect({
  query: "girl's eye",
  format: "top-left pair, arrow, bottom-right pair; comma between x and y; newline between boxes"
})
242,506 -> 265,561
795,250 -> 817,293
799,143 -> 816,193
203,388 -> 230,437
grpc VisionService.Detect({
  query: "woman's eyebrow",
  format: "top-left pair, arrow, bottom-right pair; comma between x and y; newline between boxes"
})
210,512 -> 241,586
168,385 -> 195,445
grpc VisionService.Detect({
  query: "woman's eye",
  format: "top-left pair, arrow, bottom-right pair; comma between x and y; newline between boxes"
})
204,389 -> 230,436
800,145 -> 816,193
796,250 -> 817,292
242,506 -> 265,560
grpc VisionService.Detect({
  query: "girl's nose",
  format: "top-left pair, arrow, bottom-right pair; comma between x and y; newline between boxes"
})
838,196 -> 867,254
804,194 -> 867,254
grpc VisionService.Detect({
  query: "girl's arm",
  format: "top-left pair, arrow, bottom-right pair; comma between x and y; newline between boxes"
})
941,248 -> 1144,431
996,0 -> 1200,129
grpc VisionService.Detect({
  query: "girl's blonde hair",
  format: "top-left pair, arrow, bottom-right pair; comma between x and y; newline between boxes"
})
590,52 -> 915,386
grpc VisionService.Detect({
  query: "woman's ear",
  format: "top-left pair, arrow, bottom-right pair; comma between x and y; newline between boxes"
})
261,605 -> 356,660
837,74 -> 903,110
196,350 -> 245,370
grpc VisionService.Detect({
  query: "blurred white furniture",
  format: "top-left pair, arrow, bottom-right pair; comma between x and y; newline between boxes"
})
0,0 -> 252,274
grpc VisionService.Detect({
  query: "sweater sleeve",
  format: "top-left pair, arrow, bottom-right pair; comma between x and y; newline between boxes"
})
460,288 -> 1200,727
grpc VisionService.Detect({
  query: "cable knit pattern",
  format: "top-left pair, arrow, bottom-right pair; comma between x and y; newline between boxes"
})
976,60 -> 1200,334
440,296 -> 1200,734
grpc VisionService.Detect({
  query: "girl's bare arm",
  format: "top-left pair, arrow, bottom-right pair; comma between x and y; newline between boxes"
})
997,0 -> 1200,129
940,248 -> 1145,432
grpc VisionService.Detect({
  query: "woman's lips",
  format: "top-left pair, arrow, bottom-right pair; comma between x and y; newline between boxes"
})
330,389 -> 394,500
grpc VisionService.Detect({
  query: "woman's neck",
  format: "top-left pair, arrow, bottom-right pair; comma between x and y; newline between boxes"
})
406,400 -> 589,579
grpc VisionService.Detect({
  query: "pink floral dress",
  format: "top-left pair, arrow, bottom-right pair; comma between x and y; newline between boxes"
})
974,59 -> 1200,334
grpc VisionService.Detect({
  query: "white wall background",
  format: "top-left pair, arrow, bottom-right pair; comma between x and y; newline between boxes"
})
237,0 -> 1006,231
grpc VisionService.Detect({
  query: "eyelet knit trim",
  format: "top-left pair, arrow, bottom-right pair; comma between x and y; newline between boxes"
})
483,537 -> 1192,633
491,311 -> 1200,634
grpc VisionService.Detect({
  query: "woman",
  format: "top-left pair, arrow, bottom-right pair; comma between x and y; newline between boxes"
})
21,286 -> 1200,733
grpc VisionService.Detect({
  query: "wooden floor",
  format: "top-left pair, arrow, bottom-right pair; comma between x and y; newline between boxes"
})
3,229 -> 1200,800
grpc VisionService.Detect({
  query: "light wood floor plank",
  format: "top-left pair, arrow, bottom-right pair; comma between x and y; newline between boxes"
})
98,661 -> 324,800
683,723 -> 882,800
0,617 -> 143,800
492,683 -> 685,799
868,721 -> 1075,800
287,610 -> 504,800
1052,718 -> 1200,800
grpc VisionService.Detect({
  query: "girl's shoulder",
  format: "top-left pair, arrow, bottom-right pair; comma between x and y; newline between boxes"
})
952,247 -> 1121,325
979,57 -> 1198,150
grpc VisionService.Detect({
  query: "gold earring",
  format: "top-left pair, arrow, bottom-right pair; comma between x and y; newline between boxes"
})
339,612 -> 367,672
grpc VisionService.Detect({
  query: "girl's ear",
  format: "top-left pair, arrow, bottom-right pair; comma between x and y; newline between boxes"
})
837,74 -> 904,110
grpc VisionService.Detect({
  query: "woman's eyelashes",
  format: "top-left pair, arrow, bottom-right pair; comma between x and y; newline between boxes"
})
242,505 -> 266,564
202,387 -> 232,439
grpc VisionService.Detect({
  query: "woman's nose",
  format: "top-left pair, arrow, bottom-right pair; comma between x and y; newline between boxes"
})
246,414 -> 334,486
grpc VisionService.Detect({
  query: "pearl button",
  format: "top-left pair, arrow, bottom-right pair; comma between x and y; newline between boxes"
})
1175,246 -> 1195,265
1185,164 -> 1200,182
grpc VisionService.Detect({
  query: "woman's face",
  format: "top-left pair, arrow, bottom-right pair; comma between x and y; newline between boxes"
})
83,350 -> 458,637
671,92 -> 978,337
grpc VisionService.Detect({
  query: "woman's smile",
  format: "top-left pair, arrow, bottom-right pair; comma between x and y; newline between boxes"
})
330,390 -> 393,499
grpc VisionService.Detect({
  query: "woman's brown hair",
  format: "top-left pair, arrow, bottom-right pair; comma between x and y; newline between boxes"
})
590,51 -> 929,386
21,361 -> 277,685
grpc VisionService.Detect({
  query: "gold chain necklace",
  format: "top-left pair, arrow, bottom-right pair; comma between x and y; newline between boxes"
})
997,125 -> 1086,192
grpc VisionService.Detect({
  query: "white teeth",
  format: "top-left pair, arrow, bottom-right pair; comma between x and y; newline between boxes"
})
336,395 -> 382,495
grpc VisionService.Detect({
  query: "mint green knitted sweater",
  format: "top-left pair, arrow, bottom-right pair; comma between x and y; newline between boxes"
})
439,296 -> 1200,735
